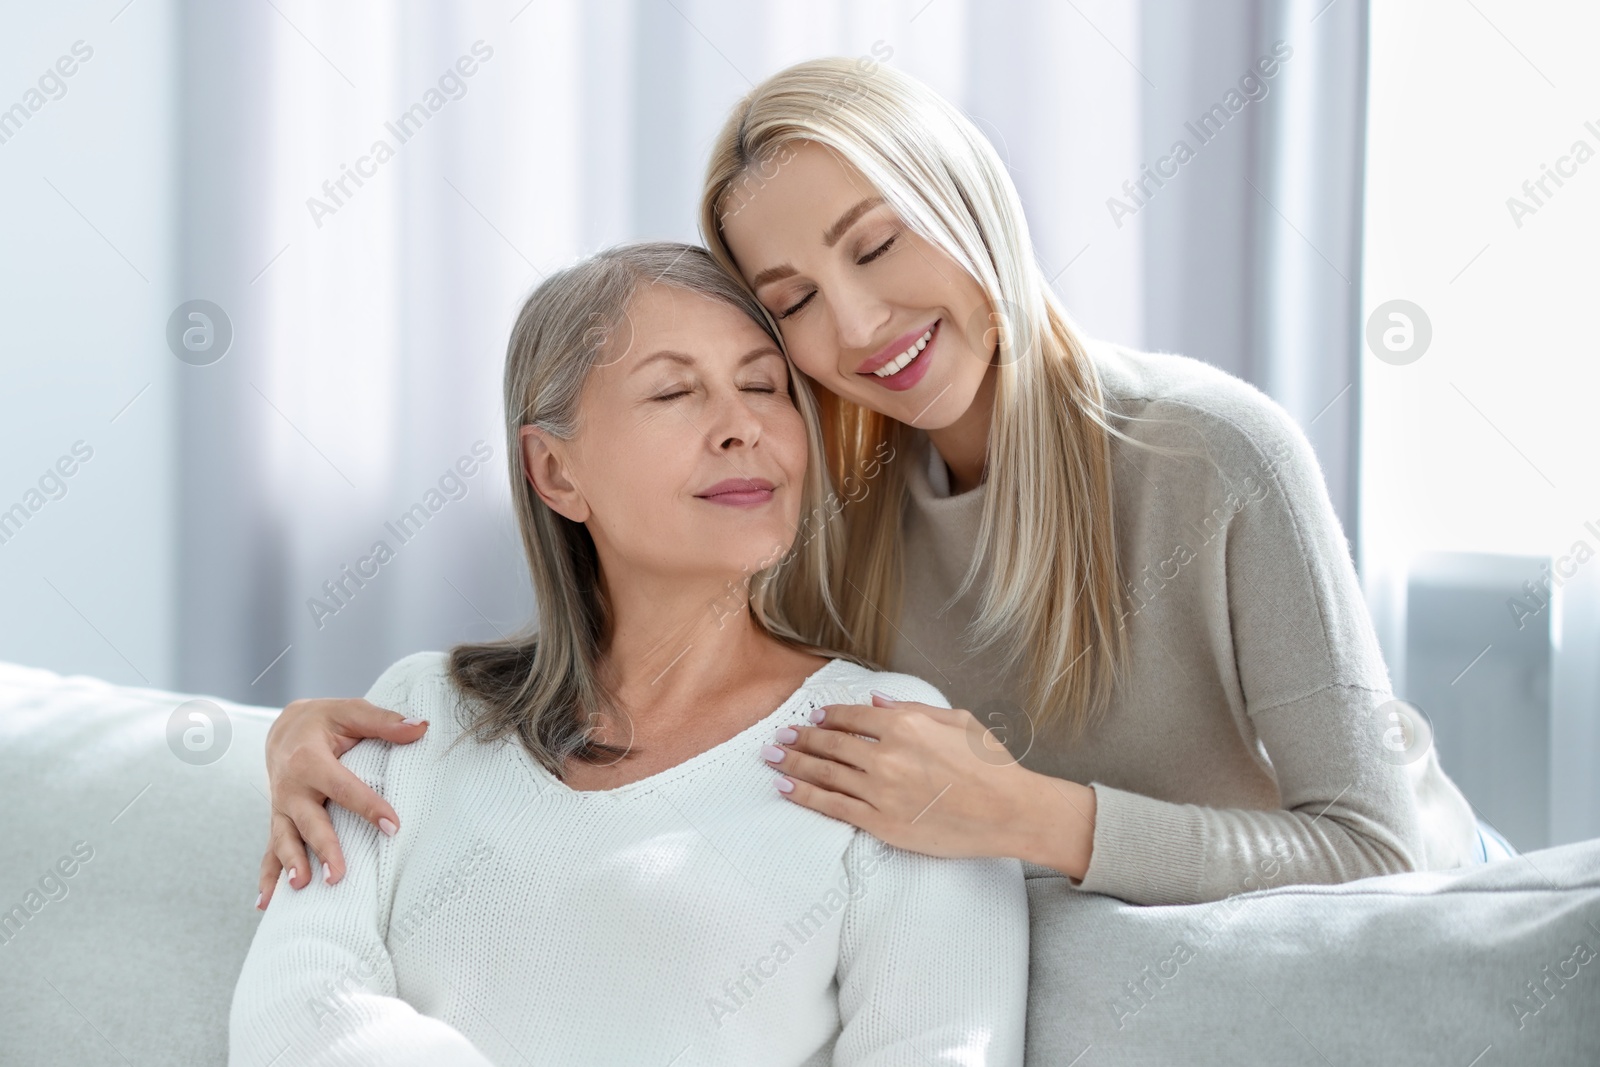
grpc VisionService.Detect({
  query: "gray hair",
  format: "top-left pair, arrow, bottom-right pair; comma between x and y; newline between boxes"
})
447,242 -> 858,774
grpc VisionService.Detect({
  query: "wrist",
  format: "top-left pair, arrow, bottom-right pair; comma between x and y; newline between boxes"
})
1014,771 -> 1097,881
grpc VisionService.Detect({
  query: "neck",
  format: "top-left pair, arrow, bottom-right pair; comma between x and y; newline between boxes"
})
924,362 -> 997,495
594,568 -> 773,718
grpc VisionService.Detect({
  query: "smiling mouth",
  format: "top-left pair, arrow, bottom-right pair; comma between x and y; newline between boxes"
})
873,327 -> 932,377
859,320 -> 938,380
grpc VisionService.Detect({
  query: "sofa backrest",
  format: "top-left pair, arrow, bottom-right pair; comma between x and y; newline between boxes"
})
1,662 -> 274,1065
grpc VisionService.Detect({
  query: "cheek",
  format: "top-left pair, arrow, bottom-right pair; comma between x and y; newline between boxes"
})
754,400 -> 806,480
778,323 -> 840,382
579,415 -> 680,504
755,397 -> 803,459
768,408 -> 811,524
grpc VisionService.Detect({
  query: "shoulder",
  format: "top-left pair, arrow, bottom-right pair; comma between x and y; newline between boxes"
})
810,659 -> 952,710
344,650 -> 468,779
362,650 -> 470,739
362,649 -> 452,709
1091,341 -> 1304,464
1088,340 -> 1322,503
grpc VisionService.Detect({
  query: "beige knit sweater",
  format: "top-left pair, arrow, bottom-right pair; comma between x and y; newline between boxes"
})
889,341 -> 1480,906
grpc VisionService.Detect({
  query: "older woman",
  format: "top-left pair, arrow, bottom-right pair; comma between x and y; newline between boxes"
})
227,242 -> 1028,1066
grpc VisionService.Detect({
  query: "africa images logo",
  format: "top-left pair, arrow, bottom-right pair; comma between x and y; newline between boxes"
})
305,41 -> 495,229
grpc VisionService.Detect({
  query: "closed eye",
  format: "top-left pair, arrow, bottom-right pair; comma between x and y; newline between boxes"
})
777,291 -> 815,319
650,389 -> 691,401
777,234 -> 896,319
858,234 -> 897,264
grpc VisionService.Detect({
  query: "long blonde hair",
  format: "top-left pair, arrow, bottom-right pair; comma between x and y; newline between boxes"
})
448,241 -> 859,774
700,58 -> 1126,738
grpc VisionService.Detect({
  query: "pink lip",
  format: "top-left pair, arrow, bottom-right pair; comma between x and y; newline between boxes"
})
696,478 -> 776,506
857,320 -> 938,393
855,320 -> 939,375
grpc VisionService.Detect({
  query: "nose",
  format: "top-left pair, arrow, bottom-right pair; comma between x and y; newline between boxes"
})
828,278 -> 892,357
707,389 -> 764,455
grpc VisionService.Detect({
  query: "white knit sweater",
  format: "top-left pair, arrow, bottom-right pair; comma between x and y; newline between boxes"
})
228,651 -> 1029,1066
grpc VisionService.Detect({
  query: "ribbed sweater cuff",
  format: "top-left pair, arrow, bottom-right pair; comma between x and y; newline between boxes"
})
1073,783 -> 1207,905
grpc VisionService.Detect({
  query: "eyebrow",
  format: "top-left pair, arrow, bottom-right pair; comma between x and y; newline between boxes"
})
629,345 -> 784,374
823,196 -> 885,247
746,195 -> 887,290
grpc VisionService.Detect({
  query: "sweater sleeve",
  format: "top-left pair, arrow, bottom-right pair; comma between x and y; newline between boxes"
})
832,832 -> 1029,1063
1079,684 -> 1424,906
1075,388 -> 1474,905
228,654 -> 496,1067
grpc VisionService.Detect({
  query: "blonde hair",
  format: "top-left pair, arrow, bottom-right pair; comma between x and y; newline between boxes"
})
448,241 -> 859,774
700,58 -> 1127,738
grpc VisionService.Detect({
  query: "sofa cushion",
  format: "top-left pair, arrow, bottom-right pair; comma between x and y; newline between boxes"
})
0,662 -> 274,1066
1026,839 -> 1600,1066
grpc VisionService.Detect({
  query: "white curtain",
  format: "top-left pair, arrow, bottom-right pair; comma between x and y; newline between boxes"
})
174,0 -> 1369,704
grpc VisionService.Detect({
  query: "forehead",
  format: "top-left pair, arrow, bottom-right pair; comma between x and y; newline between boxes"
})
721,141 -> 877,238
593,283 -> 776,371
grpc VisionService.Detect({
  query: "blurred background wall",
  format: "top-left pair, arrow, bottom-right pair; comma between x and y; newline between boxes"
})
1,0 -> 1595,849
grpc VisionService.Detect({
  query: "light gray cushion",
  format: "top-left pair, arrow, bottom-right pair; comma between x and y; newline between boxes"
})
0,662 -> 273,1066
1026,841 -> 1600,1065
3,660 -> 1597,1066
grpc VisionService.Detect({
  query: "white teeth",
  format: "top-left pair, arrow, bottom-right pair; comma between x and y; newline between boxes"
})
872,327 -> 934,378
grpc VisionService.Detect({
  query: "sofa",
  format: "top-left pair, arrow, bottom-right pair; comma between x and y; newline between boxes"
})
2,660 -> 1597,1066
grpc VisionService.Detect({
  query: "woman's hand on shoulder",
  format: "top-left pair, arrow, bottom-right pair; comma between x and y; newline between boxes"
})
255,697 -> 429,909
763,692 -> 1062,863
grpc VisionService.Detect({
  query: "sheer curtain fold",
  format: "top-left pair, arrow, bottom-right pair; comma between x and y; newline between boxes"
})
176,0 -> 1368,703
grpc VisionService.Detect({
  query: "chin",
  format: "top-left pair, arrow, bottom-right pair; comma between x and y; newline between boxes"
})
715,526 -> 796,568
894,376 -> 977,428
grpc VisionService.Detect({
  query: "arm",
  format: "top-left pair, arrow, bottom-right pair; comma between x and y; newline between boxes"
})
1051,397 -> 1460,904
230,658 -> 495,1067
1059,682 -> 1424,905
775,386 -> 1472,904
832,833 -> 1029,1066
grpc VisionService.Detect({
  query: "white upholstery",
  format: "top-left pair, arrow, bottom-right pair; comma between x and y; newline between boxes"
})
2,660 -> 1597,1066
1,663 -> 273,1065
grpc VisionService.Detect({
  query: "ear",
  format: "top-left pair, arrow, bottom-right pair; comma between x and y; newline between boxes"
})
520,425 -> 590,523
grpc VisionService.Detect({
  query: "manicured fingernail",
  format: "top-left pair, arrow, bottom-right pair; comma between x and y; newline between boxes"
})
323,860 -> 335,884
761,744 -> 786,763
869,688 -> 896,703
288,867 -> 298,884
401,716 -> 424,725
808,707 -> 826,724
774,727 -> 798,744
255,892 -> 263,910
379,817 -> 398,836
775,776 -> 794,794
